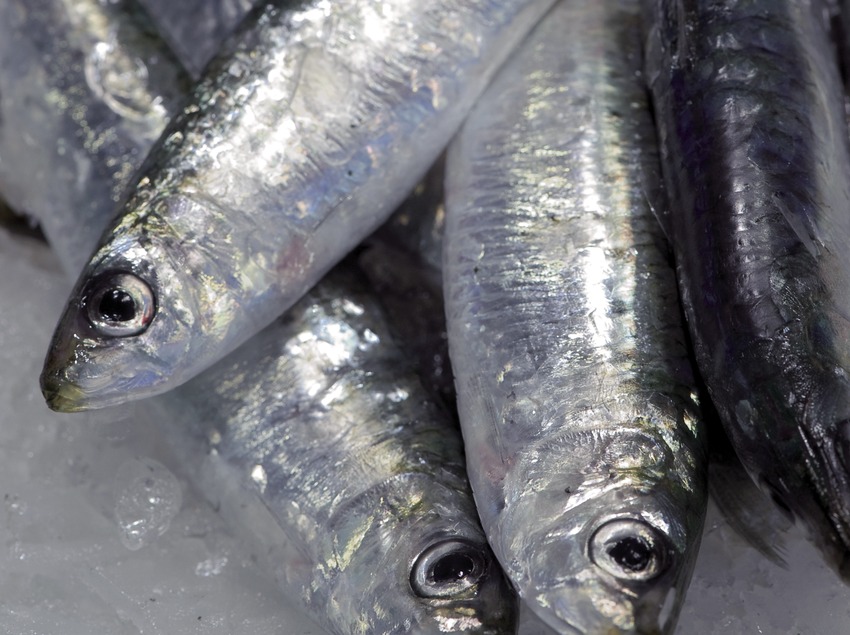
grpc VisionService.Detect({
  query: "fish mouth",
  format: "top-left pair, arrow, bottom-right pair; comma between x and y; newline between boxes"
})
40,360 -> 134,412
40,372 -> 159,412
40,375 -> 89,413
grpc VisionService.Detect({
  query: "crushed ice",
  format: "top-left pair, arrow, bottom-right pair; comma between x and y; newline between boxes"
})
113,456 -> 182,550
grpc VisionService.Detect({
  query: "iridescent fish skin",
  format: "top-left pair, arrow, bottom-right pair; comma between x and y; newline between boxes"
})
161,265 -> 517,635
41,0 -> 557,411
643,0 -> 850,574
443,1 -> 707,632
0,0 -> 189,274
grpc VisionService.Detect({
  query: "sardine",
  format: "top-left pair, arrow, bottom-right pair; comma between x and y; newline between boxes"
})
40,0 -> 557,411
643,0 -> 850,574
443,1 -> 708,632
0,0 -> 189,274
155,263 -> 517,635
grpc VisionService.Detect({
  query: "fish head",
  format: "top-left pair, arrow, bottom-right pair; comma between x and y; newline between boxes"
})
40,209 -> 211,411
318,476 -> 517,634
496,424 -> 705,634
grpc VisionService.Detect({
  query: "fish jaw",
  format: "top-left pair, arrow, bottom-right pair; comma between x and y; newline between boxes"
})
39,375 -> 90,413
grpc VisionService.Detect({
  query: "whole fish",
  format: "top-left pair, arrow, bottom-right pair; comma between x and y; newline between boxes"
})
443,1 -> 707,632
137,0 -> 258,77
643,0 -> 850,574
0,0 -> 189,274
40,0 -> 557,411
155,263 -> 517,635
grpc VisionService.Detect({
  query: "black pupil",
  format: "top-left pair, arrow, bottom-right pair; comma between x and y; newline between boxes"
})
608,537 -> 652,572
99,288 -> 136,322
431,552 -> 477,584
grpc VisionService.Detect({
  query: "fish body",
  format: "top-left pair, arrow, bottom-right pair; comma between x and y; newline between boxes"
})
643,0 -> 850,573
159,264 -> 517,635
41,0 -> 557,411
0,0 -> 188,274
443,1 -> 707,632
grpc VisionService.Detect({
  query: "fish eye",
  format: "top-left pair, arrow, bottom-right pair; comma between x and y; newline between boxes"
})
589,518 -> 670,582
410,539 -> 488,598
83,271 -> 156,337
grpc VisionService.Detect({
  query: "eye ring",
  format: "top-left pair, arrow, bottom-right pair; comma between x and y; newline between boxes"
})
83,271 -> 156,337
410,539 -> 488,599
589,518 -> 671,582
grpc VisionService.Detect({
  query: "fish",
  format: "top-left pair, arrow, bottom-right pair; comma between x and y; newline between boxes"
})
643,0 -> 850,576
0,0 -> 189,274
40,0 -> 557,412
707,410 -> 793,567
442,1 -> 708,632
153,262 -> 518,635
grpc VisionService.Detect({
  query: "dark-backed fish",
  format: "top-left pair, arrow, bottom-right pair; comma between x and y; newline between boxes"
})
643,0 -> 850,575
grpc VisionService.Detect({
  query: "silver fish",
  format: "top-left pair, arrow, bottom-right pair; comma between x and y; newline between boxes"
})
0,0 -> 189,274
156,263 -> 517,635
443,1 -> 707,632
643,0 -> 850,575
40,0 -> 557,411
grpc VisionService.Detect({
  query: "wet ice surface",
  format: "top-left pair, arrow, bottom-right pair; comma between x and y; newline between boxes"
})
2,225 -> 850,634
676,499 -> 850,635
